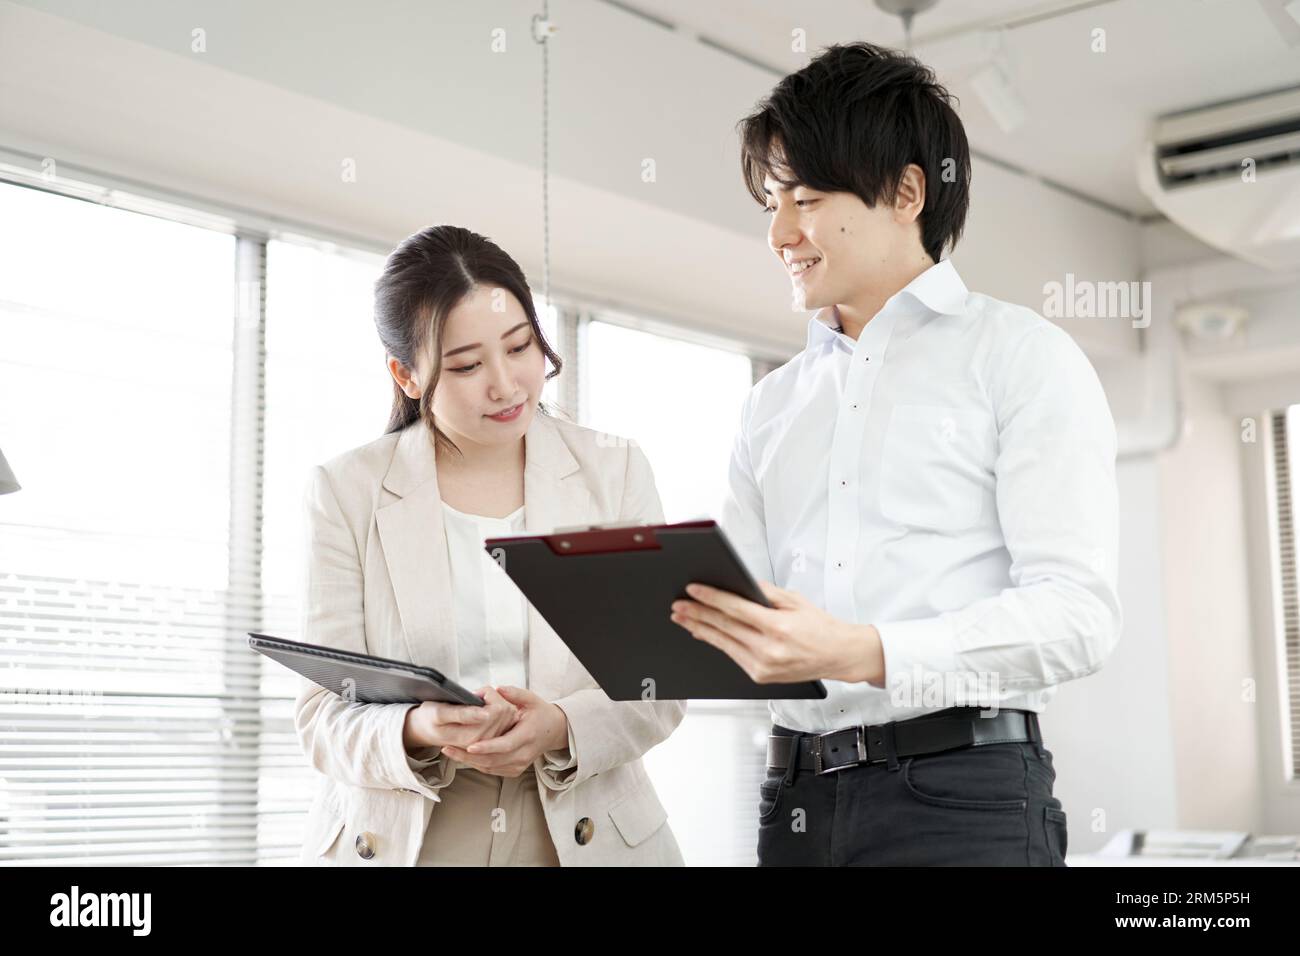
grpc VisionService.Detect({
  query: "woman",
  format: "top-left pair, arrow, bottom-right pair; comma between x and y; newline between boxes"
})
293,225 -> 686,866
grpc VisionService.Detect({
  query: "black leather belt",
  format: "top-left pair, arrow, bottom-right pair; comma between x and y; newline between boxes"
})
767,707 -> 1042,775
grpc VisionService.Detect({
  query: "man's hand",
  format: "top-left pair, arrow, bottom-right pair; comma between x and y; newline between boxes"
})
670,580 -> 886,686
438,685 -> 570,778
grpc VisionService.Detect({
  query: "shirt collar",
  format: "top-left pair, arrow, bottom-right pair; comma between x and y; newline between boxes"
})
805,257 -> 969,351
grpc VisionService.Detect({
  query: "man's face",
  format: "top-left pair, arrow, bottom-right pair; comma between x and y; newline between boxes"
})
764,170 -> 897,313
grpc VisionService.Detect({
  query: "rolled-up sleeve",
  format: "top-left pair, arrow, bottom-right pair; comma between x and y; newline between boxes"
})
875,322 -> 1123,695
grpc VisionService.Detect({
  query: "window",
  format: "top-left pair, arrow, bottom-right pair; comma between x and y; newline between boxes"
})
0,181 -> 245,863
260,238 -> 391,860
580,317 -> 771,865
582,320 -> 753,521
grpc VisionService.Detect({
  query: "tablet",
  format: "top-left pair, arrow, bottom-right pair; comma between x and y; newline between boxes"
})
248,632 -> 485,706
483,519 -> 827,701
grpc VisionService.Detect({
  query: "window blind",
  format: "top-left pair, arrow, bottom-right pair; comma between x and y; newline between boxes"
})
1272,409 -> 1300,781
0,179 -> 314,864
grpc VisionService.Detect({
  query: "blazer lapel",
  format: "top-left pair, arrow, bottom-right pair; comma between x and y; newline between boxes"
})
375,423 -> 459,677
521,413 -> 593,697
374,414 -> 594,696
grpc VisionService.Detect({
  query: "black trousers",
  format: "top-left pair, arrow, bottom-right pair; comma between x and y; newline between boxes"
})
757,721 -> 1069,866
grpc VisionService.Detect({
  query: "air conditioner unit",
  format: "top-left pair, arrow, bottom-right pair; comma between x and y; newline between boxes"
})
1137,85 -> 1300,271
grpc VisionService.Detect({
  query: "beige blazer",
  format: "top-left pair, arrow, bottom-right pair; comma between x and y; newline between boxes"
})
293,411 -> 687,866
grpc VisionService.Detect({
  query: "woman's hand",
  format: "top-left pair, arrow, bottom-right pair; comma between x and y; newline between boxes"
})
438,686 -> 569,778
402,685 -> 519,753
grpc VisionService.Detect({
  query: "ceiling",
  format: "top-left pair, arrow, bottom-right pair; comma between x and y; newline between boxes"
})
13,0 -> 1300,235
7,0 -> 1300,380
612,0 -> 1300,216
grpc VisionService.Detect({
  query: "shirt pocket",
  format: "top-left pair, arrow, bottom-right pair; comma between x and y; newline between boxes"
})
879,403 -> 995,532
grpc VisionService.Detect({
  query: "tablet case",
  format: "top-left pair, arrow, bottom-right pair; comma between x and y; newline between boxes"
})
483,520 -> 827,701
247,632 -> 484,706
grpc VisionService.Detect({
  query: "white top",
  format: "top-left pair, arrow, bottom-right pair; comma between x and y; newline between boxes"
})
719,257 -> 1122,734
441,500 -> 529,693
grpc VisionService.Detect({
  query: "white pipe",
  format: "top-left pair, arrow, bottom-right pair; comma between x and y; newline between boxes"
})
1116,256 -> 1300,459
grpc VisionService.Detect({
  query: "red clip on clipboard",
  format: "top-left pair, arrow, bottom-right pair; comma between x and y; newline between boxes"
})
484,519 -> 827,701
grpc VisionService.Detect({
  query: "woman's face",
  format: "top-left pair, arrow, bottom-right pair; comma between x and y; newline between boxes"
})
422,286 -> 546,453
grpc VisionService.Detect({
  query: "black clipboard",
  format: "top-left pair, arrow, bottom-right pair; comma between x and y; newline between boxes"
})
483,519 -> 827,701
248,632 -> 485,706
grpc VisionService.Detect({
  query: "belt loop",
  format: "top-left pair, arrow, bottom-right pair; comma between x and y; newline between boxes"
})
1026,711 -> 1045,759
881,721 -> 900,772
783,733 -> 801,786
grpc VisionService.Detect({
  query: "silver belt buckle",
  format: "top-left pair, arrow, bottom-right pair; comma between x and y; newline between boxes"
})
811,727 -> 868,775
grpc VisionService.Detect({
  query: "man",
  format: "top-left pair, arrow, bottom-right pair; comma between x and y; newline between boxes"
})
668,42 -> 1121,866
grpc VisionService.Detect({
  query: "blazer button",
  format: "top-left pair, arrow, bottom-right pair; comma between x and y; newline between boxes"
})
574,817 -> 594,845
355,831 -> 377,860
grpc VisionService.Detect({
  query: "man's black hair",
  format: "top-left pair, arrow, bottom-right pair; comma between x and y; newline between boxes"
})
738,41 -> 971,263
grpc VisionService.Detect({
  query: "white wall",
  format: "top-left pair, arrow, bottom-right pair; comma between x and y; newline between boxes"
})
1126,226 -> 1300,843
1158,375 -> 1262,832
1057,220 -> 1300,849
1046,456 -> 1180,853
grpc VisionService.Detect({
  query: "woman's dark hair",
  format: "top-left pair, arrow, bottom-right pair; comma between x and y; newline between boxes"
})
375,225 -> 562,455
738,41 -> 971,264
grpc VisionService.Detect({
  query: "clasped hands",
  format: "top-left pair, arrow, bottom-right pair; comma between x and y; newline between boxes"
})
403,685 -> 569,778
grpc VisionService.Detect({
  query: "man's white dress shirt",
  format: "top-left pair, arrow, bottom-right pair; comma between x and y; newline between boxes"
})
719,257 -> 1122,734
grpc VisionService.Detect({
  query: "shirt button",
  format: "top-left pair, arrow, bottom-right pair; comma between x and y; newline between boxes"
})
355,831 -> 377,860
840,480 -> 847,487
836,561 -> 843,569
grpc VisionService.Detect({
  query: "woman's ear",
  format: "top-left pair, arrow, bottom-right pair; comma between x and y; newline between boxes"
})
388,355 -> 422,400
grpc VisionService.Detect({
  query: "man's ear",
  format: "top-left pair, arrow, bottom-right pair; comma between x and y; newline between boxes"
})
893,163 -> 926,225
